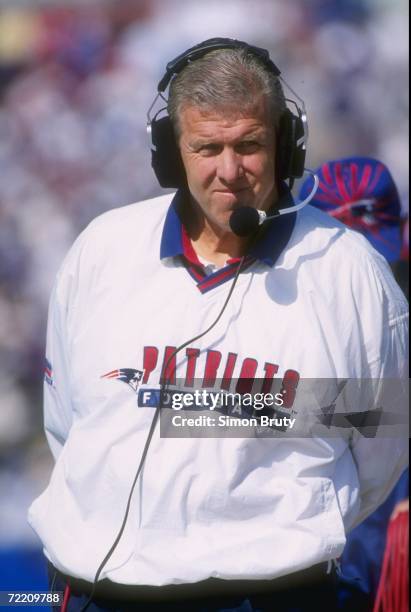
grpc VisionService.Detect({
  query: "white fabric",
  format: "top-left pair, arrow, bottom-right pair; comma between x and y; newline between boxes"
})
28,193 -> 408,586
196,254 -> 220,274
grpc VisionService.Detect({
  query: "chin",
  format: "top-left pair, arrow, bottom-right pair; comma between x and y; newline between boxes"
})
206,212 -> 233,233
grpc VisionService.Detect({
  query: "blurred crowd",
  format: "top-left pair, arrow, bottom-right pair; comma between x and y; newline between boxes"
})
0,0 -> 408,559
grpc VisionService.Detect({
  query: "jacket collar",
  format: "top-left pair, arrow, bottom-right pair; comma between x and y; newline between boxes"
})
160,184 -> 296,268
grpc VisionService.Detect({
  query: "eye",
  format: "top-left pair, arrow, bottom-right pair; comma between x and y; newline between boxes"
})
198,144 -> 221,156
235,141 -> 262,154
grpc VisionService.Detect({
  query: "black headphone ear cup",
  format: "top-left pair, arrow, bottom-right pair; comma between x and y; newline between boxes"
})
150,116 -> 186,188
291,115 -> 306,179
277,109 -> 306,181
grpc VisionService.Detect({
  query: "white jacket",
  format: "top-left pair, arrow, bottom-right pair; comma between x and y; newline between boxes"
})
28,193 -> 408,586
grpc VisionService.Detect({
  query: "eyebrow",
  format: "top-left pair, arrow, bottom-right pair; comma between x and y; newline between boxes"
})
189,129 -> 268,148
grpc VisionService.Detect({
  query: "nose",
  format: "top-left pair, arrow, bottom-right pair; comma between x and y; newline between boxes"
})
216,148 -> 244,184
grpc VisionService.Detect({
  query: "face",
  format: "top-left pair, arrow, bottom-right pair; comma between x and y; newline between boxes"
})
177,98 -> 278,233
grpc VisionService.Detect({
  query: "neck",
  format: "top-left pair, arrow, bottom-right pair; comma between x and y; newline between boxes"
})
184,202 -> 249,267
191,228 -> 248,267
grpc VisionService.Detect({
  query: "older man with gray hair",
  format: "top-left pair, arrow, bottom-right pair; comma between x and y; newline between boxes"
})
29,39 -> 408,612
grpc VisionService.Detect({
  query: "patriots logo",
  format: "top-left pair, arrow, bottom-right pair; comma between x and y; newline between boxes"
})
44,357 -> 54,387
101,368 -> 144,393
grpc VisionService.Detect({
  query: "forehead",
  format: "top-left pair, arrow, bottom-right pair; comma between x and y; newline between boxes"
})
178,98 -> 274,141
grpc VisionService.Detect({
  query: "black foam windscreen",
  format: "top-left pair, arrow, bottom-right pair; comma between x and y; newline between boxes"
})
229,207 -> 261,237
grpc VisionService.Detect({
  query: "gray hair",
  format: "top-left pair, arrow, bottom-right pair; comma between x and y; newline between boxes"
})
168,48 -> 287,138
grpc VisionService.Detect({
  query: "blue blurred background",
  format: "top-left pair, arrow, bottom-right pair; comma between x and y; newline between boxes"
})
0,0 -> 408,599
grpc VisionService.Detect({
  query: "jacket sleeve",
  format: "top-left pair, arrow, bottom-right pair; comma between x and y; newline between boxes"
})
348,253 -> 409,528
43,278 -> 74,460
42,227 -> 89,461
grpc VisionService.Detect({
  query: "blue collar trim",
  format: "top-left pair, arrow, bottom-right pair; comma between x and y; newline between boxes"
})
160,190 -> 185,260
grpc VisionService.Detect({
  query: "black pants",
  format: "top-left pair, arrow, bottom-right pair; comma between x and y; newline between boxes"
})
48,562 -> 339,612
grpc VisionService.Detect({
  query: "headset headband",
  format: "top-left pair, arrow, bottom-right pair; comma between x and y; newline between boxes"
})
157,37 -> 281,93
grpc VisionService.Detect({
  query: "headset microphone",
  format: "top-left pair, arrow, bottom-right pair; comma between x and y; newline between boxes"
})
229,169 -> 319,237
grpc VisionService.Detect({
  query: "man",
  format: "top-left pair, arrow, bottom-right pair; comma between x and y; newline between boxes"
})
28,40 -> 408,612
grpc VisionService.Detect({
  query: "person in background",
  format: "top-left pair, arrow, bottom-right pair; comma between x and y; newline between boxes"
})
299,156 -> 409,612
299,156 -> 408,295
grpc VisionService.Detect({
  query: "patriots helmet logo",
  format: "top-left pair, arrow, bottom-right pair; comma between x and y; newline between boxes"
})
101,368 -> 144,393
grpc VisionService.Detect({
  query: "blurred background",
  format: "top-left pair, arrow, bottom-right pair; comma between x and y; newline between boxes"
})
0,0 -> 408,596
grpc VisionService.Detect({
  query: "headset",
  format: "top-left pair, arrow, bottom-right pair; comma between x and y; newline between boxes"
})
146,37 -> 309,189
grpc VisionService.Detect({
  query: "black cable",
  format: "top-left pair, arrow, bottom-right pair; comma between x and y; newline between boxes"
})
49,569 -> 57,595
79,255 -> 247,611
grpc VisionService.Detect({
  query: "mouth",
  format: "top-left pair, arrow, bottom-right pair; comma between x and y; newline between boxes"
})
214,187 -> 249,195
213,188 -> 252,207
